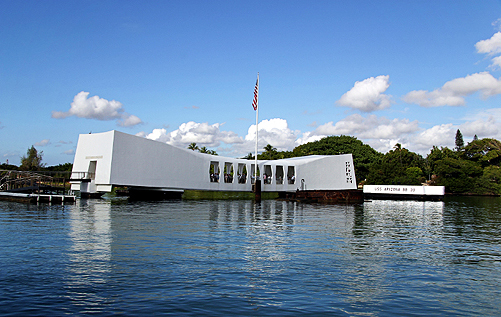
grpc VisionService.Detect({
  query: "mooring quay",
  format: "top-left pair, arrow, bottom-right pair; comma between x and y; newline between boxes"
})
0,170 -> 76,203
0,192 -> 76,203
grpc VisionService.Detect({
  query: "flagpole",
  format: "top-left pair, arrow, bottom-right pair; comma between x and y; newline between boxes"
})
254,72 -> 259,183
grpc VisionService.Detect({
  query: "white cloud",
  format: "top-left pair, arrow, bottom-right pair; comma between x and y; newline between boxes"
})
408,113 -> 501,155
475,29 -> 501,68
491,56 -> 501,68
295,114 -> 420,153
52,91 -> 143,127
64,149 -> 75,155
413,124 -> 456,152
143,121 -> 243,149
475,32 -> 501,55
298,114 -> 419,142
402,72 -> 501,107
140,118 -> 298,157
460,116 -> 500,138
244,118 -> 299,151
118,114 -> 142,127
34,139 -> 50,146
336,75 -> 392,112
137,110 -> 500,159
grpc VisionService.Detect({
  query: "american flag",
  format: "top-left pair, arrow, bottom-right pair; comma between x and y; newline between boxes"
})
252,74 -> 259,111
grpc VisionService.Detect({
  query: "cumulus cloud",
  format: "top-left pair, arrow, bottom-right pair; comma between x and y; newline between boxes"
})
413,124 -> 456,151
409,113 -> 501,155
34,139 -> 50,147
475,27 -> 501,68
137,109 -> 501,158
402,72 -> 501,107
460,116 -> 500,137
143,121 -> 243,149
459,108 -> 501,139
336,75 -> 392,112
52,91 -> 143,127
244,118 -> 299,151
475,32 -> 501,55
140,118 -> 299,157
294,114 -> 421,154
297,114 -> 419,145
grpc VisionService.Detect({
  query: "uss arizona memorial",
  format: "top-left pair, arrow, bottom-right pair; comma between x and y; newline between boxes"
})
70,130 -> 358,198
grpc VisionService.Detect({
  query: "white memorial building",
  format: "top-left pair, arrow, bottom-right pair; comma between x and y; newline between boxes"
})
70,130 -> 358,198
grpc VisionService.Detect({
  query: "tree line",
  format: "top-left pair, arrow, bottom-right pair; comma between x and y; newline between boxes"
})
0,146 -> 72,173
253,130 -> 501,195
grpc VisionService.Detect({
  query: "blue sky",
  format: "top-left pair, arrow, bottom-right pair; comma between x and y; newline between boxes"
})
2,0 -> 501,166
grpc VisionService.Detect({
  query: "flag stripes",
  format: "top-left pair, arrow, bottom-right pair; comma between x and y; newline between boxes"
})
252,74 -> 259,111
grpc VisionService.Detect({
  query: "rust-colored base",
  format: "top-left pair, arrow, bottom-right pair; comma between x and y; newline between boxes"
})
289,189 -> 364,203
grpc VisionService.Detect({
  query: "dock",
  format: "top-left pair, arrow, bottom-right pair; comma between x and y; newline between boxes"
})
0,192 -> 76,203
1,170 -> 76,204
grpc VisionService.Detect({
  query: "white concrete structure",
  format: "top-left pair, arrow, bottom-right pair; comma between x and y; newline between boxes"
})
363,185 -> 445,200
363,185 -> 445,196
71,130 -> 357,196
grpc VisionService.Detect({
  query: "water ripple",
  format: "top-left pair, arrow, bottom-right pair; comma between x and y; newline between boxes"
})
0,197 -> 500,316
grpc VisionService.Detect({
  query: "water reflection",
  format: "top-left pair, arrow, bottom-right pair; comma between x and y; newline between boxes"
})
341,200 -> 444,307
65,199 -> 112,312
2,197 -> 500,315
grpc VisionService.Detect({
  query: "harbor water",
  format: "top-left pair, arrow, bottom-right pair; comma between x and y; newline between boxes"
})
0,196 -> 500,316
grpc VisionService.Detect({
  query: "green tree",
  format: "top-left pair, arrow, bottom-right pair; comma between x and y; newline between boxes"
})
196,146 -> 218,155
455,129 -> 464,151
462,138 -> 501,167
261,144 -> 278,160
473,165 -> 501,195
198,146 -> 208,154
20,146 -> 45,171
425,142 -> 501,194
292,135 -> 382,182
433,157 -> 482,193
188,143 -> 199,151
46,162 -> 73,172
366,145 -> 425,185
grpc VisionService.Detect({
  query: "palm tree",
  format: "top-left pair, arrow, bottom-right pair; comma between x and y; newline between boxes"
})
188,143 -> 199,151
199,146 -> 208,153
264,144 -> 276,152
263,144 -> 277,159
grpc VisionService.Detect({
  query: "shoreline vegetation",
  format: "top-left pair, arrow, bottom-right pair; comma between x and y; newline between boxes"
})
2,131 -> 500,196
